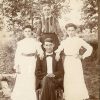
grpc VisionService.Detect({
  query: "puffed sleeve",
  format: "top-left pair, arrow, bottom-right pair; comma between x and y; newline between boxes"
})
80,38 -> 93,59
36,41 -> 44,57
55,40 -> 65,54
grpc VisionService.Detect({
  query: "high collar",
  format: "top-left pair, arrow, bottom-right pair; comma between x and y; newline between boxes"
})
45,52 -> 53,56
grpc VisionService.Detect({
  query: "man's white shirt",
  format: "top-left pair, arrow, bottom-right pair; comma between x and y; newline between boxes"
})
46,53 -> 53,74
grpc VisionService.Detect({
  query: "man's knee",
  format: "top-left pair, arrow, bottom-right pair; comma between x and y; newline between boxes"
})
42,76 -> 55,88
43,76 -> 50,82
42,76 -> 52,85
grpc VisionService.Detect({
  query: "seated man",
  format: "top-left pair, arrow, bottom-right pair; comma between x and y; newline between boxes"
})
35,38 -> 64,100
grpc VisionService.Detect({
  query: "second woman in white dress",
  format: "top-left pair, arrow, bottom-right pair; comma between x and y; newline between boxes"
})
11,25 -> 43,100
55,23 -> 93,100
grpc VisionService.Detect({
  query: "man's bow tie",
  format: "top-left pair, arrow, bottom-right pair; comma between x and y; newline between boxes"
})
46,54 -> 53,57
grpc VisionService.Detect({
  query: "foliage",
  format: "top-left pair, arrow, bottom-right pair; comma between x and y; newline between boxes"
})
0,35 -> 17,74
81,0 -> 98,29
0,0 -> 69,31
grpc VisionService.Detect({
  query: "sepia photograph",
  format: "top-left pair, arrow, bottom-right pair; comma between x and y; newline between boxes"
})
0,0 -> 99,100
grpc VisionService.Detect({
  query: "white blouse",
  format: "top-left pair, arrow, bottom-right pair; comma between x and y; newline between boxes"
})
56,37 -> 93,59
14,38 -> 43,66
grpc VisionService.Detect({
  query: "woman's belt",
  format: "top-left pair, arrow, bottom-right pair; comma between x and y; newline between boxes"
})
21,53 -> 35,56
65,54 -> 79,57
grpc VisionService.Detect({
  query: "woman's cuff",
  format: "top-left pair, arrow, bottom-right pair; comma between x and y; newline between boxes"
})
82,55 -> 86,59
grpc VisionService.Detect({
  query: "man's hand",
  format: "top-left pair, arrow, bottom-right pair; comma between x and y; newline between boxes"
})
47,73 -> 55,77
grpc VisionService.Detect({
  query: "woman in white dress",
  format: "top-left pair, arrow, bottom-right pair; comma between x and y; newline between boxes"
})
55,23 -> 93,100
11,25 -> 43,100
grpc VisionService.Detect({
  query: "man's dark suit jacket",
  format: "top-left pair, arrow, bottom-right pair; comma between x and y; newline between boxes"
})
35,53 -> 64,91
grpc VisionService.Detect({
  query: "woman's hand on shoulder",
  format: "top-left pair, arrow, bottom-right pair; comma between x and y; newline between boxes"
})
38,53 -> 44,60
55,53 -> 60,61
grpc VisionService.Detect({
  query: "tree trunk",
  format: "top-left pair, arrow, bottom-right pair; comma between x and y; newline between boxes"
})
97,0 -> 100,65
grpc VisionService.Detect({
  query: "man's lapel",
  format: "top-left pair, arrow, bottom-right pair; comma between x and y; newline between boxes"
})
52,53 -> 56,72
43,54 -> 47,72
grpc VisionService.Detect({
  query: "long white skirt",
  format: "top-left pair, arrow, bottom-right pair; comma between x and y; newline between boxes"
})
11,56 -> 36,100
64,56 -> 89,100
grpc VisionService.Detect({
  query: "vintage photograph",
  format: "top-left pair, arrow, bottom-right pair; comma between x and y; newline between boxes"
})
0,0 -> 99,100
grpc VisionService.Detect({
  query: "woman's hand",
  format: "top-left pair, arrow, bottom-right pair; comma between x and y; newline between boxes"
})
14,65 -> 21,74
39,53 -> 44,60
55,53 -> 60,61
11,73 -> 17,78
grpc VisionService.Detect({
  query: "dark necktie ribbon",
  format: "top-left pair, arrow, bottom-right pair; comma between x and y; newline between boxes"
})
46,54 -> 53,57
